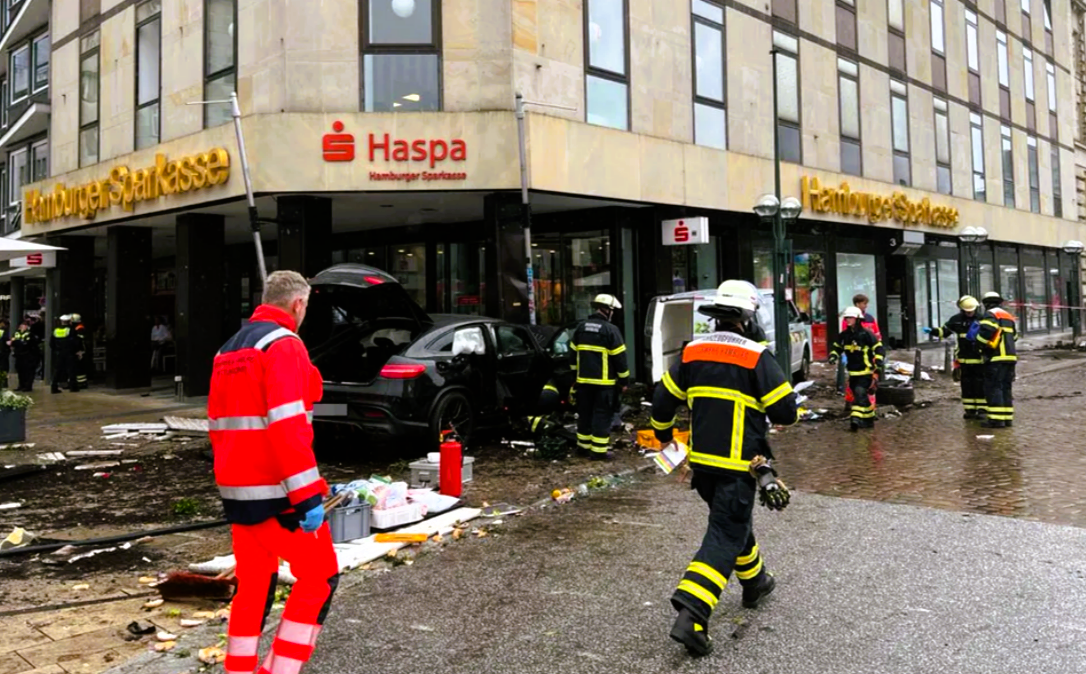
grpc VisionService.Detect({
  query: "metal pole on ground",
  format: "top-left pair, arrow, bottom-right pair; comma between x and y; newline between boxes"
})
514,93 -> 536,326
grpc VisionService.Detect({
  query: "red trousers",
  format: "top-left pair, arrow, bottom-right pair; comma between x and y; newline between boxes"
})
224,518 -> 339,674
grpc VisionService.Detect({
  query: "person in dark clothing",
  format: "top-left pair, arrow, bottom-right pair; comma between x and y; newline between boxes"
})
72,313 -> 90,389
830,306 -> 885,431
29,316 -> 44,380
924,295 -> 985,419
570,294 -> 629,460
50,315 -> 79,393
9,322 -> 35,392
651,279 -> 798,657
0,320 -> 10,389
974,291 -> 1018,429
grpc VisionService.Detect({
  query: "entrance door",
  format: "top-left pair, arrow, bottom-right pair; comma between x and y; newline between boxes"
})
530,230 -> 612,327
913,258 -> 959,342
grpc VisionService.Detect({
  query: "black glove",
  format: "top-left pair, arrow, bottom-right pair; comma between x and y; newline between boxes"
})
828,355 -> 838,366
749,456 -> 790,511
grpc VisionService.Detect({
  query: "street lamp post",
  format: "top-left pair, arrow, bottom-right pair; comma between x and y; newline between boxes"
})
1062,239 -> 1084,340
753,193 -> 802,376
958,226 -> 989,298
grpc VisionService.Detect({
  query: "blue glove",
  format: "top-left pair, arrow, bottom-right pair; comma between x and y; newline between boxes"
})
966,321 -> 981,342
922,327 -> 933,335
299,504 -> 325,533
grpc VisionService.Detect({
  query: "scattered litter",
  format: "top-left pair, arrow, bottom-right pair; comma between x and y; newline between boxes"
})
198,646 -> 226,664
888,361 -> 915,375
798,408 -> 822,421
976,435 -> 995,441
75,462 -> 120,471
192,610 -> 217,619
153,641 -> 176,652
69,542 -> 133,563
37,452 -> 66,462
126,621 -> 156,636
156,631 -> 178,642
885,373 -> 911,383
480,503 -> 523,517
66,450 -> 125,457
163,416 -> 210,435
794,381 -> 815,394
795,394 -> 809,406
92,473 -> 111,478
179,618 -> 207,627
919,371 -> 933,381
1,527 -> 35,550
0,442 -> 35,450
0,502 -> 20,510
551,488 -> 575,504
648,441 -> 688,475
72,583 -> 90,591
138,576 -> 158,585
411,624 -> 435,632
143,599 -> 164,609
101,423 -> 168,434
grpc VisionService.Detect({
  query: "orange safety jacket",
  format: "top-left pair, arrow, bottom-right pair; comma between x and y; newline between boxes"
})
208,304 -> 327,526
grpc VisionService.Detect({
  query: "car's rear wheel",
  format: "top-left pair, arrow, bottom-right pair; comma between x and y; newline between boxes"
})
429,391 -> 475,450
794,347 -> 811,383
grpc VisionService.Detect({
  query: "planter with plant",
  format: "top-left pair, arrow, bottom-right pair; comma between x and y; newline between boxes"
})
0,390 -> 33,443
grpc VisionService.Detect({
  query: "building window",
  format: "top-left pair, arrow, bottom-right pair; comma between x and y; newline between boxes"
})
934,97 -> 951,194
995,0 -> 1006,24
10,44 -> 28,103
891,80 -> 910,186
838,58 -> 860,176
692,0 -> 725,150
79,31 -> 100,168
888,0 -> 905,73
0,166 -> 6,232
836,0 -> 856,52
930,0 -> 946,92
204,0 -> 236,128
965,10 -> 980,107
1027,136 -> 1039,213
1001,124 -> 1014,207
136,0 -> 161,149
1051,144 -> 1062,217
1,79 -> 7,128
774,31 -> 800,164
1021,0 -> 1031,39
773,0 -> 796,25
361,0 -> 441,113
9,148 -> 26,221
584,0 -> 629,130
1043,0 -> 1053,54
970,112 -> 985,201
32,34 -> 49,92
1024,46 -> 1036,131
30,139 -> 47,181
997,30 -> 1010,119
1046,60 -> 1057,140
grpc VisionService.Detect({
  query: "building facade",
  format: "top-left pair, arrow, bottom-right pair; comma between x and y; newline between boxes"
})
6,0 -> 1085,394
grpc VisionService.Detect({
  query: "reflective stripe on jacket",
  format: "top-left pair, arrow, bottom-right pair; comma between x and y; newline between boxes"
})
570,315 -> 629,386
208,304 -> 327,525
650,331 -> 798,476
975,307 -> 1017,362
933,311 -> 984,364
831,327 -> 885,376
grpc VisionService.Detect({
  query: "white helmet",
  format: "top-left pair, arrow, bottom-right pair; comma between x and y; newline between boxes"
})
842,306 -> 863,320
698,280 -> 759,322
592,294 -> 622,310
71,313 -> 82,322
60,314 -> 71,322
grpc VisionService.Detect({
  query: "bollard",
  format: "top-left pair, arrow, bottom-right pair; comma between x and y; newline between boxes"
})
174,375 -> 184,403
944,340 -> 953,376
912,349 -> 922,381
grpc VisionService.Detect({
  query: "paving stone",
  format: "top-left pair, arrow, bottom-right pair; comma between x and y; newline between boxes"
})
15,627 -> 125,669
0,620 -> 51,656
0,653 -> 35,674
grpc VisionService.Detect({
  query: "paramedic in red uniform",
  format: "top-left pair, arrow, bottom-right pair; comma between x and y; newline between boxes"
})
209,270 -> 338,674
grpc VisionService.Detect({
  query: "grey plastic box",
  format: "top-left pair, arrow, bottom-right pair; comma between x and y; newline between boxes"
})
408,456 -> 475,489
329,502 -> 371,543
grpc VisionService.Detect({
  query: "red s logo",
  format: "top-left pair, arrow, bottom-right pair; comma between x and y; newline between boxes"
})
322,121 -> 355,162
674,221 -> 690,243
26,253 -> 42,265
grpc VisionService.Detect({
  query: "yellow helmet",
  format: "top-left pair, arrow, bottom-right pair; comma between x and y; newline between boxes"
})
958,296 -> 979,312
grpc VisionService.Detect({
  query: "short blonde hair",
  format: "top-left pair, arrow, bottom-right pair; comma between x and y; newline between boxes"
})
263,270 -> 310,308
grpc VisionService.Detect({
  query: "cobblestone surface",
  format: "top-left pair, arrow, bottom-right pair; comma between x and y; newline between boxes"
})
772,353 -> 1086,527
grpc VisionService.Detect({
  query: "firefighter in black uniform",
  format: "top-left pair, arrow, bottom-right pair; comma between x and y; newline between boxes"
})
830,306 -> 885,431
72,313 -> 89,389
974,291 -> 1017,429
9,321 -> 35,392
50,314 -> 79,393
651,280 -> 798,657
924,295 -> 985,419
570,294 -> 628,460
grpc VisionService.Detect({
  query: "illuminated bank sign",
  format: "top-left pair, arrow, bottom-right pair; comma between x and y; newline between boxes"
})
801,176 -> 959,229
24,149 -> 231,224
321,121 -> 468,182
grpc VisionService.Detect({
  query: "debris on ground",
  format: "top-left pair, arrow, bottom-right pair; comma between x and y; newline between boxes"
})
0,502 -> 21,509
198,646 -> 226,664
1,526 -> 35,550
0,442 -> 35,450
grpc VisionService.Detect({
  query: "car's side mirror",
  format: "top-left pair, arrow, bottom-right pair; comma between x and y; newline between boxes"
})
453,327 -> 486,356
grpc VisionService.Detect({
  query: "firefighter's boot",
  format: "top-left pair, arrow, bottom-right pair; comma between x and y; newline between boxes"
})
981,419 -> 1005,429
669,608 -> 712,656
741,571 -> 776,609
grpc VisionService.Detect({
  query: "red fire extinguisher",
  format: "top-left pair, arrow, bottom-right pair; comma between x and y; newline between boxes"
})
439,430 -> 463,498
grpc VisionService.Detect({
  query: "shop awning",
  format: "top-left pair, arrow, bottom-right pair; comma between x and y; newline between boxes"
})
0,265 -> 45,279
0,237 -> 64,262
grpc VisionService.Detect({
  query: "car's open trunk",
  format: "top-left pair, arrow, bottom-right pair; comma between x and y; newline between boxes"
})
301,273 -> 433,385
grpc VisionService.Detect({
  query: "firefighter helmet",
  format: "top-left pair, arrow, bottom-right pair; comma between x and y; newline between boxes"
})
71,313 -> 82,322
958,295 -> 979,312
842,306 -> 864,320
982,291 -> 1003,308
591,294 -> 622,310
698,280 -> 759,322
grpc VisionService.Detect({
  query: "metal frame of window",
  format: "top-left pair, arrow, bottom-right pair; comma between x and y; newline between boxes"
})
930,0 -> 947,91
1001,124 -> 1015,207
1027,135 -> 1039,213
30,137 -> 47,181
135,0 -> 161,149
970,112 -> 985,201
1051,143 -> 1062,217
997,30 -> 1011,119
31,33 -> 48,94
1024,45 -> 1036,132
583,0 -> 630,130
933,97 -> 951,195
691,0 -> 725,150
359,0 -> 443,112
1,78 -> 7,129
9,43 -> 28,104
965,9 -> 980,107
1045,58 -> 1057,141
203,0 -> 238,128
79,31 -> 100,168
890,79 -> 910,186
837,57 -> 861,176
773,30 -> 802,165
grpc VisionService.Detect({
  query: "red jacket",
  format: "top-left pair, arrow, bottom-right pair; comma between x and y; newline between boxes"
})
208,305 -> 326,525
840,312 -> 882,341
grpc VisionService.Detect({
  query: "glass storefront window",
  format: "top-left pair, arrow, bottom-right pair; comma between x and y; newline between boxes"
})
937,258 -> 960,327
670,239 -> 717,294
388,244 -> 426,308
836,252 -> 878,321
1021,248 -> 1046,332
793,252 -> 826,323
449,242 -> 485,315
1049,252 -> 1063,329
753,247 -> 773,290
996,246 -> 1019,309
567,233 -> 610,321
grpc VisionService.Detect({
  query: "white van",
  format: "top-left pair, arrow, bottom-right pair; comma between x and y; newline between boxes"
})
644,289 -> 812,384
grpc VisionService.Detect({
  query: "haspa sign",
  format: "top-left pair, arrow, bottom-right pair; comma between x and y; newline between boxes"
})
322,121 -> 468,182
